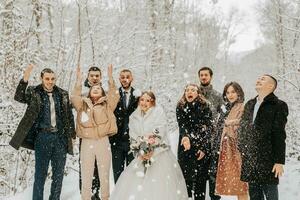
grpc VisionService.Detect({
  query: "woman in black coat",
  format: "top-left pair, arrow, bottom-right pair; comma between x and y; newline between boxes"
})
176,83 -> 213,200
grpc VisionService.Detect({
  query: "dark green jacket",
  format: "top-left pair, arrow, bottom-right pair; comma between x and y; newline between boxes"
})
9,79 -> 76,155
200,84 -> 223,122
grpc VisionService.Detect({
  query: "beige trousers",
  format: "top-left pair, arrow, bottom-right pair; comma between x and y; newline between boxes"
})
80,136 -> 111,200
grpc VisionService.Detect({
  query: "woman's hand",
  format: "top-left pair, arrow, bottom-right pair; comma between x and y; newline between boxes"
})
197,150 -> 205,160
76,65 -> 82,85
139,151 -> 154,161
181,136 -> 191,151
108,64 -> 113,80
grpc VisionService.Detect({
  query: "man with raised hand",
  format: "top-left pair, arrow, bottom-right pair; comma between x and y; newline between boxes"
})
10,64 -> 75,200
109,69 -> 139,183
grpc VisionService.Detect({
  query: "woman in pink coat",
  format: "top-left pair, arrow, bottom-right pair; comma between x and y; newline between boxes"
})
215,82 -> 248,200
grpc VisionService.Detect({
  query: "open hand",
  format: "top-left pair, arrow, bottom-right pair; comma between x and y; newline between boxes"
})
108,64 -> 113,78
181,136 -> 191,151
76,65 -> 82,81
23,64 -> 35,82
197,150 -> 205,160
272,163 -> 284,178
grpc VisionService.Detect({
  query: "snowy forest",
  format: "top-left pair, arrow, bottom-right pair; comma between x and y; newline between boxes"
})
0,0 -> 299,199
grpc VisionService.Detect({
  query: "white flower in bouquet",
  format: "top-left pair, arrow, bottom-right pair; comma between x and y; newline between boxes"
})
139,149 -> 145,155
129,129 -> 169,174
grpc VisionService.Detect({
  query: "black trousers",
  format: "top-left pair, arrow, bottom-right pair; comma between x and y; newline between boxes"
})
111,140 -> 134,183
249,183 -> 278,200
186,175 -> 207,200
79,138 -> 100,195
33,133 -> 67,200
208,175 -> 221,200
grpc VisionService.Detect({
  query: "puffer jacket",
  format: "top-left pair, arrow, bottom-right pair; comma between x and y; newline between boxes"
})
71,80 -> 120,139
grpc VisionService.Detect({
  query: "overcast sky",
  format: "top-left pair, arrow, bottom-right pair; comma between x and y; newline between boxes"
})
217,0 -> 263,53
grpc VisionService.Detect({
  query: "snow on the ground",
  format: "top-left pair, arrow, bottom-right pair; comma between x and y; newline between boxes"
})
4,130 -> 300,200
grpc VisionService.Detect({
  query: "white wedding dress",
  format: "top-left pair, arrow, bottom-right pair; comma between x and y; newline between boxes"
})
110,105 -> 188,200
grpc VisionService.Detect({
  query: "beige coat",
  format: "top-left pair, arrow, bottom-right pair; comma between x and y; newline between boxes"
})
71,81 -> 120,139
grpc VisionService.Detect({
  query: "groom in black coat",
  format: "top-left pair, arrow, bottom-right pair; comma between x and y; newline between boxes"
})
109,69 -> 139,183
238,74 -> 288,200
10,64 -> 75,200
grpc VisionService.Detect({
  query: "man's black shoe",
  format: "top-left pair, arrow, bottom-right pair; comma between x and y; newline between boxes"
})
91,193 -> 101,200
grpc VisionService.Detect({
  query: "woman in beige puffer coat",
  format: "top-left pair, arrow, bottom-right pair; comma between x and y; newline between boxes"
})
71,65 -> 119,200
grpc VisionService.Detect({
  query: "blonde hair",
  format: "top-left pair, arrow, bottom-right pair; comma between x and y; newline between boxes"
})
139,91 -> 156,106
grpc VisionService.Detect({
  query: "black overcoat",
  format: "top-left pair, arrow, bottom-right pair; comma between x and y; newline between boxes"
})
238,93 -> 288,184
9,79 -> 76,155
176,101 -> 213,181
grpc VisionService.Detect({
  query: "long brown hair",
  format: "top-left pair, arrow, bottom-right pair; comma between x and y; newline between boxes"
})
82,83 -> 106,111
222,82 -> 244,103
177,84 -> 207,108
88,84 -> 106,98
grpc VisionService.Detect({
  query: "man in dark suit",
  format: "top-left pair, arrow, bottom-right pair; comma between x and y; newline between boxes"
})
109,69 -> 139,183
10,64 -> 75,200
238,74 -> 289,200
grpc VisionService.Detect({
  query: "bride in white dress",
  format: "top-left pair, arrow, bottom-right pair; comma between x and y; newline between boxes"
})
110,91 -> 188,200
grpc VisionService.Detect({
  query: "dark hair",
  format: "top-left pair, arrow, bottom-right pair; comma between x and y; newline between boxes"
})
88,65 -> 102,76
139,91 -> 156,106
264,74 -> 277,90
198,66 -> 213,77
40,68 -> 54,78
177,84 -> 207,108
88,66 -> 101,72
223,82 -> 245,103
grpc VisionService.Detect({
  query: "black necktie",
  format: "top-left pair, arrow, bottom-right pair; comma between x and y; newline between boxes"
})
123,91 -> 128,108
48,93 -> 56,127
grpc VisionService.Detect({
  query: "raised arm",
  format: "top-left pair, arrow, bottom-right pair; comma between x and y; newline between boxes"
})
14,64 -> 35,104
71,66 -> 83,111
106,64 -> 120,110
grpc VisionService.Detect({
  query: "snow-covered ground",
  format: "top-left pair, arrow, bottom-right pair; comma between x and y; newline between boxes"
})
4,131 -> 300,200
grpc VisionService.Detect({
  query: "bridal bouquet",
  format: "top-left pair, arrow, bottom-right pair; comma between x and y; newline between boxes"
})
129,129 -> 169,173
